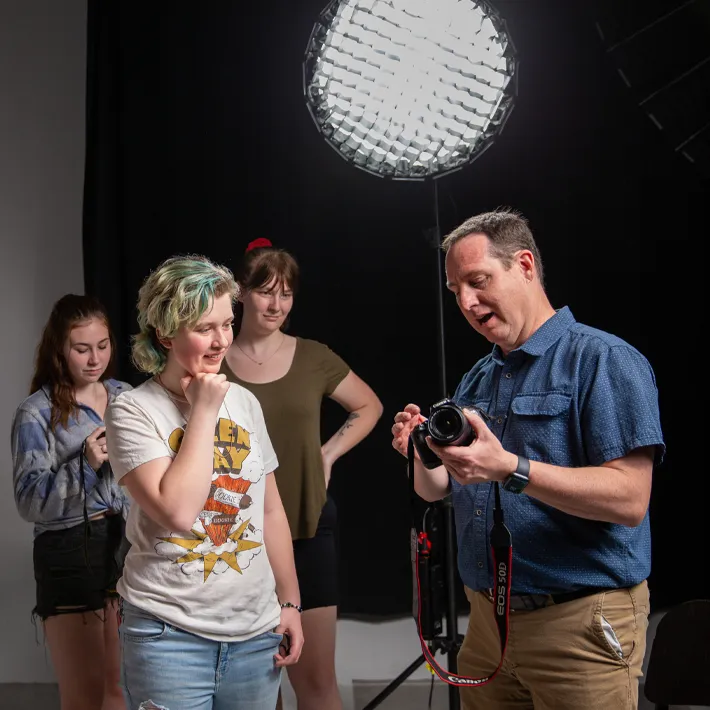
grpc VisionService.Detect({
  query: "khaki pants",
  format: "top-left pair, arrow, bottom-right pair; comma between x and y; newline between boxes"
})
458,581 -> 650,710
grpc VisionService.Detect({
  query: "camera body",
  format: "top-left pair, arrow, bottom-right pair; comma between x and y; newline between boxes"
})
410,398 -> 476,469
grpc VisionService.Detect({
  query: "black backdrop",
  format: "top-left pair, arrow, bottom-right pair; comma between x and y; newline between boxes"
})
82,0 -> 707,618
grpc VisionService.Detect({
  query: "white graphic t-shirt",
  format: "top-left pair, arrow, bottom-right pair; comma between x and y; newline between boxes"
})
105,378 -> 280,642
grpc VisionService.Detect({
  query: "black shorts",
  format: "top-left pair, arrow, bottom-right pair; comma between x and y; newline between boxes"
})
33,514 -> 126,620
292,495 -> 338,611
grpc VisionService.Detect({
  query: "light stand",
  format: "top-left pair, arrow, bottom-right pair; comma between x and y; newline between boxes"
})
361,179 -> 462,710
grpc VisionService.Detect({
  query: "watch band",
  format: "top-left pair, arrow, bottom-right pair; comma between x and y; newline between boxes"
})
502,455 -> 530,493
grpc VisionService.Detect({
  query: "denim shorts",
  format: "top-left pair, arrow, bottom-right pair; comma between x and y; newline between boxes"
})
33,514 -> 126,620
119,600 -> 282,710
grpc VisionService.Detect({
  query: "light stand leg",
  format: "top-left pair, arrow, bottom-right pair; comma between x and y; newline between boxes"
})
361,654 -> 427,710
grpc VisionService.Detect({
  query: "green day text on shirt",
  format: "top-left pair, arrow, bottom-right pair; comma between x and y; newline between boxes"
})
105,379 -> 281,642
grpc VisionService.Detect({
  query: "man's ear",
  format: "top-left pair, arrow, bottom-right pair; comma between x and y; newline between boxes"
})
518,250 -> 535,282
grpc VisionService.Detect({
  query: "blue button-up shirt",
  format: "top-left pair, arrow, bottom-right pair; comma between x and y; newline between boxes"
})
451,307 -> 665,594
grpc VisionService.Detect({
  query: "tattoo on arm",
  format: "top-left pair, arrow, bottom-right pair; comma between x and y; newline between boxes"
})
336,412 -> 360,437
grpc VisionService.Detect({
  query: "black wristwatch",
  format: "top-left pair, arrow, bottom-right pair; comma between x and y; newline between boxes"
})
502,456 -> 530,494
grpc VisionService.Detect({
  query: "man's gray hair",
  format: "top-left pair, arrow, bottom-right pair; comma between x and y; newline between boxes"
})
441,208 -> 545,288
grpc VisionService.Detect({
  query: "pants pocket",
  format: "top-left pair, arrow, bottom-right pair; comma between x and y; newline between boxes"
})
592,586 -> 647,666
120,603 -> 171,643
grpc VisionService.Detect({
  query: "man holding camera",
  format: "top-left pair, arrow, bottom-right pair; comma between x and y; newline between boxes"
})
392,209 -> 664,710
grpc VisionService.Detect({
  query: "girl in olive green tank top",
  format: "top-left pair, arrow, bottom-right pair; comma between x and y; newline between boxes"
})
223,240 -> 383,710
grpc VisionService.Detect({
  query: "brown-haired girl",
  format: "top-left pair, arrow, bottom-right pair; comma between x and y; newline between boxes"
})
11,294 -> 131,710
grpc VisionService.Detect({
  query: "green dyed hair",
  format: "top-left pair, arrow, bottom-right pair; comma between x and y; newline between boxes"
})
132,255 -> 238,374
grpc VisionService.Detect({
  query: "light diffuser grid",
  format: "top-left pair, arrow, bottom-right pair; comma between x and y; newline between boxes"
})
304,0 -> 517,179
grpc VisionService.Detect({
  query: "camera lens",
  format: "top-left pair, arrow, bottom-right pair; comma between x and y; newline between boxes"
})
429,407 -> 464,443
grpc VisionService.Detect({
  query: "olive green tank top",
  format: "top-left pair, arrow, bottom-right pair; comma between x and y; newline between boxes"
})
221,338 -> 349,540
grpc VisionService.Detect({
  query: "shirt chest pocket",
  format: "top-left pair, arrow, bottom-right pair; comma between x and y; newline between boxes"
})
510,392 -> 572,465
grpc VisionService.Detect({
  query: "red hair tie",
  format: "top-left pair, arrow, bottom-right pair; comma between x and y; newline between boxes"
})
246,238 -> 272,253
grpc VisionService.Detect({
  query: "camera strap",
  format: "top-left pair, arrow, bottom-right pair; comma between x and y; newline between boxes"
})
408,437 -> 512,687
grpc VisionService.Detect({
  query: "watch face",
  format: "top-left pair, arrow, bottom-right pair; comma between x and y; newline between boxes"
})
504,471 -> 528,494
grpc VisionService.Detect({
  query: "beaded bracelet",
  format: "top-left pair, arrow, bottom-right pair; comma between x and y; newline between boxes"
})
280,602 -> 303,613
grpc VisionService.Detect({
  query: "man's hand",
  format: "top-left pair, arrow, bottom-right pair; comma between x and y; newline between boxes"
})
426,408 -> 517,485
391,404 -> 426,459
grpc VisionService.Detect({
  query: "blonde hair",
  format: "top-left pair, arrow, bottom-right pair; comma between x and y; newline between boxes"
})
132,255 -> 238,374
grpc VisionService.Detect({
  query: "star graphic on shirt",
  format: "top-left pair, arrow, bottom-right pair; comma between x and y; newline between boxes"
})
159,518 -> 263,582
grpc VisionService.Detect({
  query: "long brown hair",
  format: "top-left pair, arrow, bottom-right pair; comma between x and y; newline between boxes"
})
30,294 -> 115,430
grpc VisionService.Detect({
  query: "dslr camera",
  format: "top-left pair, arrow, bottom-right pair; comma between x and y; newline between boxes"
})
410,398 -> 478,469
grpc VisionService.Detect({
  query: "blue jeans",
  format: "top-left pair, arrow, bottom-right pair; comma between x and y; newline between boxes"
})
119,600 -> 282,710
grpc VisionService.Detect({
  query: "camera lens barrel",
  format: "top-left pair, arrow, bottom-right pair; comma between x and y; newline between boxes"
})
428,402 -> 474,447
409,400 -> 476,469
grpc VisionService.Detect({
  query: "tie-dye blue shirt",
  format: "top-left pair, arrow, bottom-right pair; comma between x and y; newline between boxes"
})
451,307 -> 665,594
11,378 -> 131,536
